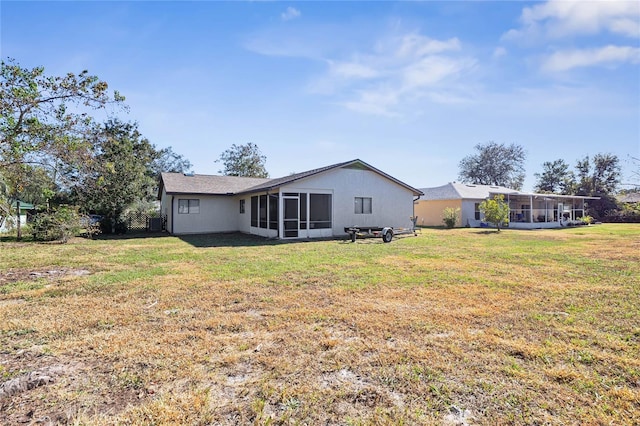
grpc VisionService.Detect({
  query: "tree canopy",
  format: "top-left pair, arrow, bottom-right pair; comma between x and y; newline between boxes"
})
533,159 -> 574,194
0,58 -> 125,184
1,58 -> 193,238
458,142 -> 526,190
217,142 -> 268,178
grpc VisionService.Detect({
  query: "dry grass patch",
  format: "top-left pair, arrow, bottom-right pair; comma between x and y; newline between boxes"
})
0,225 -> 638,424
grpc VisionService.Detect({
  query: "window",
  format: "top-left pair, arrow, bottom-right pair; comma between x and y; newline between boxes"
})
239,199 -> 245,214
178,199 -> 199,214
474,203 -> 481,220
251,196 -> 258,227
355,197 -> 372,214
309,194 -> 332,229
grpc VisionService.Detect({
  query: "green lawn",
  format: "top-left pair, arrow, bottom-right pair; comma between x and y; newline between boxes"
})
1,225 -> 638,424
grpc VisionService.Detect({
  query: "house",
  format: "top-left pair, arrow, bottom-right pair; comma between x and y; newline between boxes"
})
0,200 -> 34,233
158,159 -> 423,238
414,182 -> 598,229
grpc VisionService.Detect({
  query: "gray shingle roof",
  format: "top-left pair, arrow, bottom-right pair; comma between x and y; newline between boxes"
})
618,192 -> 640,203
417,183 -> 519,200
418,182 -> 599,201
160,159 -> 423,197
160,173 -> 271,195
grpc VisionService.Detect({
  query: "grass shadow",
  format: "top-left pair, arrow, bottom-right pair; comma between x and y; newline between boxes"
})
178,232 -> 293,248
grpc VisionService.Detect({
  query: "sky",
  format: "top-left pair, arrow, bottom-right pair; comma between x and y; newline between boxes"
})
2,0 -> 639,191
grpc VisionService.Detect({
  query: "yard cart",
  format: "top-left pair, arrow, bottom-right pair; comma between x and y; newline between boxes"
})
345,217 -> 418,243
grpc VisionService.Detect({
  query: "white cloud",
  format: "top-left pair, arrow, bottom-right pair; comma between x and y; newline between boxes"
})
504,0 -> 640,40
325,33 -> 474,115
542,45 -> 640,72
493,47 -> 507,58
281,7 -> 301,22
328,60 -> 379,79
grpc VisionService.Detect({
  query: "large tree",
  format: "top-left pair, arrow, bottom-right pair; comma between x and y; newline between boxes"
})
217,142 -> 268,178
73,120 -> 156,233
0,58 -> 124,175
152,146 -> 192,177
533,159 -> 574,194
1,58 -> 124,237
458,141 -> 526,190
574,153 -> 620,196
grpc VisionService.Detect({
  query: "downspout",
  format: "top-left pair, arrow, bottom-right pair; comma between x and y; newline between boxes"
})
413,195 -> 420,227
529,195 -> 533,224
171,195 -> 174,234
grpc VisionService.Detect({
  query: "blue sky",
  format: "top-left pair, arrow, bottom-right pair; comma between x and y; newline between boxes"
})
2,1 -> 639,191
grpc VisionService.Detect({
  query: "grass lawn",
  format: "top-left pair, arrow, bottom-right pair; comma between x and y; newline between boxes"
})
0,224 -> 638,425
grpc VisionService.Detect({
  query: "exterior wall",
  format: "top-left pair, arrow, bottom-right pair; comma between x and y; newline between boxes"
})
236,195 -> 251,234
460,200 -> 481,227
280,167 -> 416,238
170,195 -> 239,235
413,199 -> 463,227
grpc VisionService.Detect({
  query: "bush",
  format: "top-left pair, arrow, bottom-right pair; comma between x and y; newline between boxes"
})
31,206 -> 94,242
442,207 -> 460,229
580,215 -> 594,225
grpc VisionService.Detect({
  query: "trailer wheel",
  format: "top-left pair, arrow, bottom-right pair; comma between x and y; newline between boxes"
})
382,230 -> 393,243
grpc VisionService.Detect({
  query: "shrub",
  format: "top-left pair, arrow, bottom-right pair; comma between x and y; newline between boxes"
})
580,215 -> 594,225
442,207 -> 460,229
31,206 -> 93,243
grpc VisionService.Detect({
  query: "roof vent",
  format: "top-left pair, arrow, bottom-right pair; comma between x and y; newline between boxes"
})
183,172 -> 195,177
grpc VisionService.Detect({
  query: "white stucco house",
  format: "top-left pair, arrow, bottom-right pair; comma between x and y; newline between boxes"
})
414,182 -> 598,229
158,159 -> 423,239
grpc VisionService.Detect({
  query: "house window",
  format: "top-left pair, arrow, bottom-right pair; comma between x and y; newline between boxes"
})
355,197 -> 372,214
239,199 -> 245,214
474,203 -> 481,220
309,194 -> 332,229
178,199 -> 199,214
251,196 -> 258,227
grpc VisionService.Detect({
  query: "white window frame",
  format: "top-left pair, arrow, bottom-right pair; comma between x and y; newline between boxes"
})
355,197 -> 372,214
178,199 -> 200,214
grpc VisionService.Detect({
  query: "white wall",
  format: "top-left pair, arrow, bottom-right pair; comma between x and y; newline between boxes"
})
281,167 -> 416,237
171,195 -> 238,235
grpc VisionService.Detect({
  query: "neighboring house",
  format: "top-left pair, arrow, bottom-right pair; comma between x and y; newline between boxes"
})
0,200 -> 34,233
618,192 -> 640,204
158,159 -> 423,238
414,182 -> 598,229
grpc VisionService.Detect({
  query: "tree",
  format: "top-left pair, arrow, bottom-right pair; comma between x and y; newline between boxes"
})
152,146 -> 192,177
479,194 -> 510,232
574,153 -> 620,196
1,58 -> 125,238
1,58 -> 124,171
217,143 -> 268,178
73,120 -> 156,233
534,159 -> 574,194
458,142 -> 526,190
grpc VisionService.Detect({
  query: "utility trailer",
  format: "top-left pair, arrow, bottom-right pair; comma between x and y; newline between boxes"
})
345,217 -> 418,243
